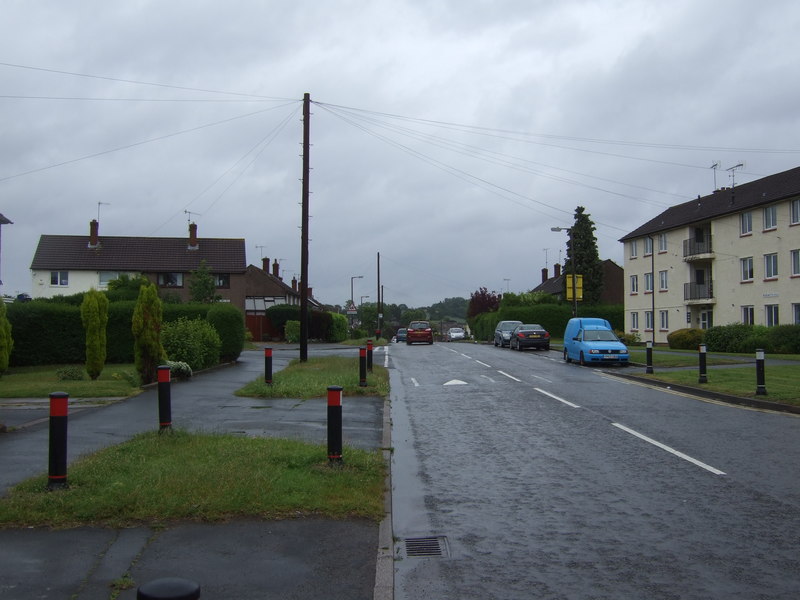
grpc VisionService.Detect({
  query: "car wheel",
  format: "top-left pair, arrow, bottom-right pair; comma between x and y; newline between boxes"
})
564,349 -> 571,363
494,338 -> 499,347
579,351 -> 586,366
544,345 -> 550,351
516,343 -> 522,351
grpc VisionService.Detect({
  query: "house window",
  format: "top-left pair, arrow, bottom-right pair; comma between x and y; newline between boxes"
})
99,271 -> 119,287
763,205 -> 778,230
158,272 -> 184,287
740,211 -> 752,235
793,303 -> 800,325
740,257 -> 754,281
644,272 -> 654,293
658,233 -> 668,253
630,274 -> 638,294
659,310 -> 669,330
765,304 -> 779,327
629,240 -> 638,258
791,198 -> 800,225
643,237 -> 653,256
631,312 -> 639,330
645,311 -> 653,331
50,271 -> 69,286
742,305 -> 754,325
764,253 -> 778,279
215,273 -> 230,288
792,249 -> 800,276
659,270 -> 668,291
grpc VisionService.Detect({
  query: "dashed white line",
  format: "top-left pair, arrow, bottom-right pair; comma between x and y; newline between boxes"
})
475,360 -> 492,368
532,374 -> 553,383
534,387 -> 580,408
497,370 -> 522,382
410,377 -> 419,387
612,423 -> 726,475
460,353 -> 472,359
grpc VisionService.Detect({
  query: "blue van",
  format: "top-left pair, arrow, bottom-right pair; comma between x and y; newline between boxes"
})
562,318 -> 629,366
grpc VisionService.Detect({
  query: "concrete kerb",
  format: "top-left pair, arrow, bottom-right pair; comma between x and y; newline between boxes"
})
374,396 -> 394,600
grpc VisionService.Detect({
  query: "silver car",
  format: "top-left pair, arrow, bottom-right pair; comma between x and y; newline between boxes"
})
493,320 -> 522,347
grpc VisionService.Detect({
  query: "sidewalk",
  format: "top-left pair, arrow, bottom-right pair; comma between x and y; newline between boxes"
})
0,347 -> 392,600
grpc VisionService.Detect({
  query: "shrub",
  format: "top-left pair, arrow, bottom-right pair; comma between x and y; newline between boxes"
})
703,323 -> 755,353
0,301 -> 12,375
766,324 -> 800,354
167,360 -> 193,380
737,326 -> 771,354
328,313 -> 348,342
285,320 -> 301,343
80,289 -> 109,380
162,317 -> 221,371
56,366 -> 85,381
617,330 -> 641,346
206,304 -> 245,361
132,283 -> 167,384
667,328 -> 704,350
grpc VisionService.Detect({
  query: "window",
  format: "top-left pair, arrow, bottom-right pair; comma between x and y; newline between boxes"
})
659,270 -> 668,291
215,273 -> 230,288
763,205 -> 778,230
158,272 -> 184,287
764,253 -> 778,279
742,306 -> 754,325
629,274 -> 638,294
740,211 -> 752,235
99,271 -> 119,287
659,310 -> 669,330
792,198 -> 800,225
644,272 -> 654,293
631,312 -> 639,330
643,237 -> 653,256
658,233 -> 668,253
645,311 -> 653,330
793,303 -> 800,325
740,257 -> 754,281
629,240 -> 638,258
765,304 -> 779,327
50,271 -> 68,286
792,249 -> 800,276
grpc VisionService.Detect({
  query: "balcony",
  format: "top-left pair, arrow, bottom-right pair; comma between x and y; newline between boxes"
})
684,281 -> 715,304
683,236 -> 714,260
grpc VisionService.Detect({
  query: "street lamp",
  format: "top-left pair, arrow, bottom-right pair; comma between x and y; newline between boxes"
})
350,275 -> 363,307
360,295 -> 370,305
551,226 -> 577,317
503,278 -> 510,293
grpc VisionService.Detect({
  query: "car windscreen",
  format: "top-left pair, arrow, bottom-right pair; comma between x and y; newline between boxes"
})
409,322 -> 429,329
500,322 -> 520,331
583,330 -> 618,341
518,324 -> 543,331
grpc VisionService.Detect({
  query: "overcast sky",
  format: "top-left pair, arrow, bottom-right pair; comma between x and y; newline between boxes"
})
2,0 -> 799,308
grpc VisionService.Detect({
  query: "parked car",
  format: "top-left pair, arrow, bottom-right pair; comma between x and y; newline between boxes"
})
562,317 -> 629,366
494,320 -> 522,347
509,324 -> 550,351
446,327 -> 465,341
395,328 -> 407,343
407,321 -> 434,345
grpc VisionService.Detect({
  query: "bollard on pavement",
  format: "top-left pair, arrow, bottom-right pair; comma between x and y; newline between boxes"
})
698,344 -> 708,384
157,365 -> 173,432
137,576 -> 201,599
264,346 -> 273,385
359,346 -> 367,387
47,392 -> 69,491
645,340 -> 653,374
327,385 -> 344,465
755,348 -> 767,395
366,339 -> 374,372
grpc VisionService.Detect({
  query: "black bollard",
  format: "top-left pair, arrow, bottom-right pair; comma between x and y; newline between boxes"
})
327,385 -> 344,465
645,340 -> 654,374
698,343 -> 708,384
137,576 -> 201,599
366,339 -> 373,372
47,392 -> 69,491
264,347 -> 273,385
359,347 -> 367,387
157,365 -> 173,432
755,349 -> 767,395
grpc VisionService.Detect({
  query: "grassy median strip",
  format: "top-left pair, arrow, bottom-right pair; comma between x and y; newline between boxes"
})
0,430 -> 385,528
0,364 -> 140,399
236,356 -> 389,399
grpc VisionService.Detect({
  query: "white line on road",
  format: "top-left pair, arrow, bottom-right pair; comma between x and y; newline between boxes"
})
475,360 -> 492,368
481,374 -> 496,383
410,377 -> 419,387
532,374 -> 553,383
534,387 -> 580,408
460,353 -> 472,359
498,370 -> 522,382
612,423 -> 726,475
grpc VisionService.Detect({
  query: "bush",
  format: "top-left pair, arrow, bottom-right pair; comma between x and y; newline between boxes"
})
617,330 -> 641,346
162,317 -> 221,372
737,326 -> 771,354
206,304 -> 245,362
703,323 -> 756,353
56,366 -> 85,381
328,313 -> 348,343
766,324 -> 800,354
667,328 -> 705,350
285,320 -> 301,343
167,360 -> 193,380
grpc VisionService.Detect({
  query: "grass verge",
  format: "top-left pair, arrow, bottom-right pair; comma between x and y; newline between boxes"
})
0,364 -> 140,399
236,356 -> 389,399
0,430 -> 385,528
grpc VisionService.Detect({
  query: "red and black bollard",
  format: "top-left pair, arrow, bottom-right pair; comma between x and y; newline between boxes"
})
327,386 -> 344,465
755,349 -> 767,395
264,347 -> 273,385
47,392 -> 69,491
157,365 -> 172,432
698,344 -> 708,384
366,339 -> 374,372
359,347 -> 367,387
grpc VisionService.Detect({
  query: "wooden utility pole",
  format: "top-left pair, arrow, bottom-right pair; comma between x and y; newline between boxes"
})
300,93 -> 310,361
376,252 -> 381,339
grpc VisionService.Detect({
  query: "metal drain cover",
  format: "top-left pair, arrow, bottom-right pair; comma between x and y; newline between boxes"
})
402,536 -> 449,558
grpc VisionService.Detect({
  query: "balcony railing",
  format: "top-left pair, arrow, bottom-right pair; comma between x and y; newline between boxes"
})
684,281 -> 714,301
683,236 -> 713,258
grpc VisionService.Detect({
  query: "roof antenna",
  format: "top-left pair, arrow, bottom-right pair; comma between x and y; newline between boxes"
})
184,210 -> 202,222
97,201 -> 111,221
710,162 -> 720,190
726,163 -> 744,188
255,244 -> 266,258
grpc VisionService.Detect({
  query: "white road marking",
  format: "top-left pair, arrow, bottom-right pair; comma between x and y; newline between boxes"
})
532,374 -> 553,383
480,375 -> 496,383
444,379 -> 468,386
534,387 -> 580,408
475,360 -> 492,368
612,423 -> 726,475
460,353 -> 472,359
410,377 -> 419,387
497,370 -> 522,382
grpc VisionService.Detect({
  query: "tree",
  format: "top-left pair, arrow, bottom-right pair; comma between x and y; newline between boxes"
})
189,260 -> 221,303
80,288 -> 109,380
467,287 -> 500,318
429,297 -> 468,320
564,206 -> 604,305
106,274 -> 153,302
132,282 -> 166,384
0,301 -> 13,376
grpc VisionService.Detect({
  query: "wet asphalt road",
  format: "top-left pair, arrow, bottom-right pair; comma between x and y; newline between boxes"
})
389,341 -> 800,599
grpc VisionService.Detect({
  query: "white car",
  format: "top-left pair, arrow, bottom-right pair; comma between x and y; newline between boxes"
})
447,327 -> 466,341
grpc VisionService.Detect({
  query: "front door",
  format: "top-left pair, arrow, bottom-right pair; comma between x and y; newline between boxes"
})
700,310 -> 713,329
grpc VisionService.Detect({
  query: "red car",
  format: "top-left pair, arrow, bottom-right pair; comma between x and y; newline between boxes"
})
406,320 -> 434,344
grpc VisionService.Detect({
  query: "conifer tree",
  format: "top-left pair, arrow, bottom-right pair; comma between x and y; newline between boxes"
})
0,301 -> 13,376
80,288 -> 109,380
132,282 -> 166,384
564,206 -> 604,305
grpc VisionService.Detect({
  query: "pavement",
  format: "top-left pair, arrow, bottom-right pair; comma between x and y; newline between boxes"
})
0,346 -> 393,600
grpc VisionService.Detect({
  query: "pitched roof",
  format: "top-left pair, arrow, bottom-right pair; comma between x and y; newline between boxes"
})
30,234 -> 246,272
619,165 -> 800,241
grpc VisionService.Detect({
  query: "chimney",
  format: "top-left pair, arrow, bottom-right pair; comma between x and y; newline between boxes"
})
541,267 -> 548,283
262,257 -> 270,272
307,287 -> 313,298
88,219 -> 99,248
188,223 -> 198,249
272,259 -> 281,280
554,263 -> 561,278
291,277 -> 297,291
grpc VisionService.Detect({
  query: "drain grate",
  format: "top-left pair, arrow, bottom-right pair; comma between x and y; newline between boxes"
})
403,536 -> 449,558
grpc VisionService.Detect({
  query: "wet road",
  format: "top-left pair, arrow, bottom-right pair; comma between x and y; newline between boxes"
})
389,341 -> 800,599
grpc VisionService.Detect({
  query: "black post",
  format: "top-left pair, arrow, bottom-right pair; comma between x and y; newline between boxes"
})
327,386 -> 343,465
47,392 -> 69,491
698,343 -> 708,384
157,365 -> 172,432
645,340 -> 653,374
366,339 -> 373,372
264,347 -> 273,385
137,576 -> 201,599
755,349 -> 767,395
359,347 -> 367,387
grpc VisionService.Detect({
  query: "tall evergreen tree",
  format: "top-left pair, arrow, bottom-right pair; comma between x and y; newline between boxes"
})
189,259 -> 220,303
564,206 -> 604,305
80,288 -> 109,380
0,301 -> 13,376
132,282 -> 166,384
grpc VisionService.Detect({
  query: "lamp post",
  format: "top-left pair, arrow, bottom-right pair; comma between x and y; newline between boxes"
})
503,278 -> 510,293
360,295 -> 369,305
350,275 -> 363,307
551,226 -> 577,317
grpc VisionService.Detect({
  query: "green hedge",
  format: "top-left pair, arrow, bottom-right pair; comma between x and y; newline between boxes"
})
207,304 -> 245,362
703,323 -> 800,354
